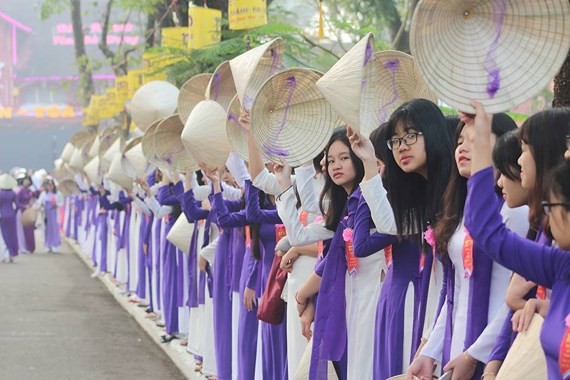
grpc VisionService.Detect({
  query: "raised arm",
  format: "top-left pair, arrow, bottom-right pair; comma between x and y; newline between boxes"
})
245,181 -> 282,225
353,195 -> 397,257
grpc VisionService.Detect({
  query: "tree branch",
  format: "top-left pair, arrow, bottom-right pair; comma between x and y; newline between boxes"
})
300,34 -> 341,60
99,0 -> 115,59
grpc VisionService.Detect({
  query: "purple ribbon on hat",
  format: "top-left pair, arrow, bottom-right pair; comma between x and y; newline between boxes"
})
262,76 -> 296,158
364,40 -> 373,66
377,58 -> 401,123
483,0 -> 506,98
228,112 -> 247,132
270,48 -> 280,74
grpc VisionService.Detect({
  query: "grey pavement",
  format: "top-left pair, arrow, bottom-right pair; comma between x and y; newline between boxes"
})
0,238 -> 185,380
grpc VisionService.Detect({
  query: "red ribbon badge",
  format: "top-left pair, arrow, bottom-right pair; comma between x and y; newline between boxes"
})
559,314 -> 570,379
462,227 -> 474,279
275,224 -> 287,242
385,244 -> 393,268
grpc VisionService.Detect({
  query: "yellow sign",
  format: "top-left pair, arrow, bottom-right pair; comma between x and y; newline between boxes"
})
161,27 -> 189,49
142,51 -> 169,83
228,0 -> 267,30
105,88 -> 123,115
115,76 -> 129,104
188,6 -> 222,49
127,69 -> 145,98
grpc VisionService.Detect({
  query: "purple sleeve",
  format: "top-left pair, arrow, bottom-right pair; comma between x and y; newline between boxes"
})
487,310 -> 515,362
245,181 -> 282,224
172,181 -> 184,196
353,196 -> 398,257
157,185 -> 179,206
225,198 -> 243,213
99,195 -> 117,210
465,167 -> 570,288
314,255 -> 327,277
246,255 -> 260,290
212,192 -> 248,228
89,187 -> 99,196
118,192 -> 133,205
179,190 -> 209,221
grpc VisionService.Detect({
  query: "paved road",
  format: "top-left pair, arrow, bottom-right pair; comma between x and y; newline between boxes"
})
0,237 -> 185,380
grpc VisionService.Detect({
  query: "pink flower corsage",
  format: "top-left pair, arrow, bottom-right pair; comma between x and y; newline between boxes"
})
342,228 -> 353,242
423,225 -> 436,249
565,313 -> 570,328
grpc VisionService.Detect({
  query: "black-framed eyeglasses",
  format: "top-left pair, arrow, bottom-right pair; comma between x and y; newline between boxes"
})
541,201 -> 570,215
566,134 -> 570,149
386,132 -> 424,151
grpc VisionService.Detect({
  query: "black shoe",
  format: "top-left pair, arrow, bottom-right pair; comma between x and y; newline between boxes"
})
160,334 -> 176,343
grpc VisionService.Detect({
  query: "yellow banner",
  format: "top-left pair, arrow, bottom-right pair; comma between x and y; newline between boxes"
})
142,51 -> 169,83
161,27 -> 189,49
228,0 -> 267,30
127,69 -> 145,98
188,6 -> 222,49
115,76 -> 129,104
105,88 -> 123,115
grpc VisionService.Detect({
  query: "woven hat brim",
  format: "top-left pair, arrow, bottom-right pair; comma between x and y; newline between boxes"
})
206,61 -> 237,112
230,38 -> 286,111
226,94 -> 271,164
88,135 -> 101,158
178,73 -> 212,125
69,148 -> 85,171
59,179 -> 81,195
0,174 -> 18,190
360,50 -> 438,137
153,114 -> 199,172
181,100 -> 231,169
123,142 -> 154,179
131,80 -> 179,131
142,119 -> 168,169
409,0 -> 570,113
251,68 -> 342,167
166,215 -> 194,254
316,32 -> 374,128
496,314 -> 547,379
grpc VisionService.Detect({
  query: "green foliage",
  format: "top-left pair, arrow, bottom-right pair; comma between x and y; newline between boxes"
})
153,19 -> 342,86
39,0 -> 71,20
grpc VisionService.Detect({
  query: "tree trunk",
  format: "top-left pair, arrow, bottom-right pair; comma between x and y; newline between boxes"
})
553,50 -> 570,108
70,0 -> 94,107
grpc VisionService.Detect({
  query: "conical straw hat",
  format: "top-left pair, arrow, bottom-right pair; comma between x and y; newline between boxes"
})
103,137 -> 125,163
54,158 -> 63,171
88,134 -> 101,158
229,38 -> 286,111
142,119 -> 166,168
316,32 -> 374,129
0,173 -> 17,190
251,68 -> 341,167
293,337 -> 339,380
122,138 -> 154,179
69,147 -> 85,171
206,61 -> 237,111
166,214 -> 195,254
59,179 -> 81,195
70,131 -> 91,147
496,314 -> 547,380
153,114 -> 198,172
226,94 -> 271,164
53,162 -> 74,182
181,100 -> 231,169
61,143 -> 75,163
178,73 -> 212,124
98,129 -> 120,159
84,156 -> 101,185
360,51 -> 437,137
106,152 -> 134,190
409,0 -> 570,113
131,80 -> 179,131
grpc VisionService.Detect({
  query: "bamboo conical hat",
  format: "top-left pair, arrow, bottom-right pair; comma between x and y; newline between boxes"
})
88,134 -> 101,158
206,61 -> 237,112
83,156 -> 101,185
69,147 -> 86,171
141,119 -> 166,168
106,152 -> 133,190
360,50 -> 437,137
409,0 -> 570,113
229,38 -> 286,111
251,68 -> 341,166
316,32 -> 374,129
178,73 -> 212,124
181,100 -> 231,169
0,173 -> 17,190
131,80 -> 179,131
166,215 -> 195,254
496,314 -> 547,380
122,138 -> 154,180
152,114 -> 198,172
61,143 -> 75,163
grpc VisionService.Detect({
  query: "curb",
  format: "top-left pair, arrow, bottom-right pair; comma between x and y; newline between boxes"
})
64,237 -> 202,380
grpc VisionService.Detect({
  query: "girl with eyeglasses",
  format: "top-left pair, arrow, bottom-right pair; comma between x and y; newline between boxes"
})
465,101 -> 570,380
349,98 -> 454,378
407,113 -> 529,380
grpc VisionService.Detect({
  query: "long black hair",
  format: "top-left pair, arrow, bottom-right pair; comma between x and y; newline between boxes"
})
493,129 -> 523,181
520,108 -> 570,233
383,99 -> 453,243
435,113 -> 517,256
319,128 -> 365,231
